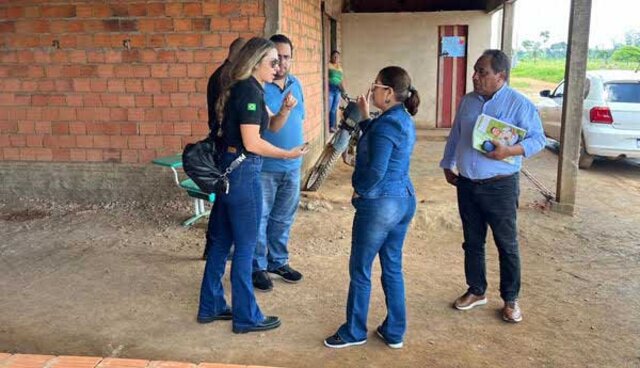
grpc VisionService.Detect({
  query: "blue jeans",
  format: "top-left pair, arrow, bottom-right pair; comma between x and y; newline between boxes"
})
337,195 -> 416,344
198,153 -> 265,330
456,174 -> 521,302
329,85 -> 341,130
253,168 -> 301,272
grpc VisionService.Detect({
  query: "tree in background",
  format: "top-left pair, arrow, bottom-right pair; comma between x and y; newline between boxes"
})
540,31 -> 550,47
520,31 -> 551,61
548,42 -> 567,58
624,30 -> 640,47
522,39 -> 542,60
611,45 -> 640,65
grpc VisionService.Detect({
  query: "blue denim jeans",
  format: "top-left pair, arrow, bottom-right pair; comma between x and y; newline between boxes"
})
456,174 -> 521,302
329,85 -> 341,130
198,153 -> 265,330
253,168 -> 301,272
337,195 -> 416,344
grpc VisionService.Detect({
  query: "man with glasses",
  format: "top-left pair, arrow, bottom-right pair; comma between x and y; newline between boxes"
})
440,50 -> 546,323
252,34 -> 306,292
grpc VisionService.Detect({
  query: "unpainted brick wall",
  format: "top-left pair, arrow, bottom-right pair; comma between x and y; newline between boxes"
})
280,0 -> 324,151
0,0 -> 266,164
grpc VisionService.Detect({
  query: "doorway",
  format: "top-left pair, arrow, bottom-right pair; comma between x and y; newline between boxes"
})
436,25 -> 468,128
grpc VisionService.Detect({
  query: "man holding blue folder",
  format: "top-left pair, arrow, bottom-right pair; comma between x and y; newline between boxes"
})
440,50 -> 546,323
252,34 -> 306,291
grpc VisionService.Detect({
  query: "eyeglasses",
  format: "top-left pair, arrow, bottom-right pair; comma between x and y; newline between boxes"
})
264,58 -> 280,69
371,83 -> 391,91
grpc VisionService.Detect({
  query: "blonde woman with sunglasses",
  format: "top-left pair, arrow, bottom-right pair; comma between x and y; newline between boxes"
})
197,37 -> 308,334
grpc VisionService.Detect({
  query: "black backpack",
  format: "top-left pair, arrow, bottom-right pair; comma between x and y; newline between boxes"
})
182,136 -> 245,194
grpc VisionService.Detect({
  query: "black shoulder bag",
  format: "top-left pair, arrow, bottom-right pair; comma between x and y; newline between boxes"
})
182,136 -> 246,195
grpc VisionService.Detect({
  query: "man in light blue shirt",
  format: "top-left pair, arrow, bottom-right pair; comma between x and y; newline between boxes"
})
252,34 -> 305,292
440,49 -> 546,323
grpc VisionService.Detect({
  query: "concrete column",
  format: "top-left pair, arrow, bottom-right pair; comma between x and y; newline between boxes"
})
264,0 -> 281,36
554,0 -> 592,215
500,0 -> 515,65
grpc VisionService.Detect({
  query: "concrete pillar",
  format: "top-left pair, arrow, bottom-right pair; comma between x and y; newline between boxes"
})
500,0 -> 515,65
553,0 -> 592,215
264,0 -> 281,36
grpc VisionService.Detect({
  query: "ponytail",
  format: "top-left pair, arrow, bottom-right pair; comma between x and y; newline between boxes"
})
404,86 -> 420,116
377,66 -> 420,116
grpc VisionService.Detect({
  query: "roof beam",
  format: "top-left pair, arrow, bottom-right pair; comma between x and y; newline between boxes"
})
485,0 -> 506,13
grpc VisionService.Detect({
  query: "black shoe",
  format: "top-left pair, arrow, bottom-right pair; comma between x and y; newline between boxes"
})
323,333 -> 367,349
268,264 -> 303,283
252,270 -> 273,292
197,309 -> 232,324
232,316 -> 281,334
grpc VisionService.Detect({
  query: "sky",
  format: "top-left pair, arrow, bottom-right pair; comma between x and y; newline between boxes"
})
513,0 -> 640,49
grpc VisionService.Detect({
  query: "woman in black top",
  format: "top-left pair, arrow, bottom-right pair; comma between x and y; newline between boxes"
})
197,37 -> 308,334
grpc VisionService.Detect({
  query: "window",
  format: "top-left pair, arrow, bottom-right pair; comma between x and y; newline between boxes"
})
551,79 -> 590,99
604,82 -> 640,103
552,82 -> 564,97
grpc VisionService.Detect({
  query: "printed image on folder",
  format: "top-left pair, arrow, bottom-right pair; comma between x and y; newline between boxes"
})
472,113 -> 527,164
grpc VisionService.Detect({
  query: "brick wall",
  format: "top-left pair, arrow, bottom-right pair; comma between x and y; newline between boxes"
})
279,0 -> 324,153
0,0 -> 343,202
0,0 -> 266,164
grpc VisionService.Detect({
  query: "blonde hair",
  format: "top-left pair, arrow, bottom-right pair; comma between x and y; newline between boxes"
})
215,37 -> 276,134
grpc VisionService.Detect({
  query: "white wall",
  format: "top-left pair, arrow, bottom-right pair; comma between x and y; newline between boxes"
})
342,11 -> 494,127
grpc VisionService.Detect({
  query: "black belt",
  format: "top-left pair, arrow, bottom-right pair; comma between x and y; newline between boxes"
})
460,173 -> 516,184
224,145 -> 259,157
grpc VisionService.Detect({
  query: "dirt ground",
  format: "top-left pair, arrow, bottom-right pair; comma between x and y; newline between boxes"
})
1,138 -> 639,368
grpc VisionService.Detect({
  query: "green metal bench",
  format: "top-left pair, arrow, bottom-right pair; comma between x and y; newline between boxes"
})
152,154 -> 216,227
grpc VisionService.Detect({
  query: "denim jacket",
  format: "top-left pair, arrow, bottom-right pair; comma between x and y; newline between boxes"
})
352,104 -> 416,199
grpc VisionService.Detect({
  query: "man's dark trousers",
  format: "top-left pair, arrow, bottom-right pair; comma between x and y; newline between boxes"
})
456,174 -> 520,302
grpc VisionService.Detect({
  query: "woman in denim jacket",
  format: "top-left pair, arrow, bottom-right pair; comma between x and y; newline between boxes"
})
325,66 -> 420,349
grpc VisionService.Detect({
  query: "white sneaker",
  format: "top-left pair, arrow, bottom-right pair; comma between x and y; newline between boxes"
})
376,327 -> 403,349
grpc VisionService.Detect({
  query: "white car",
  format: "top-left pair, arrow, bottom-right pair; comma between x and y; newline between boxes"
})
537,70 -> 640,168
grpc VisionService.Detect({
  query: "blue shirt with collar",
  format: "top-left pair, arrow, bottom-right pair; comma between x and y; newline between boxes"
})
352,104 -> 416,199
262,74 -> 305,172
439,84 -> 546,180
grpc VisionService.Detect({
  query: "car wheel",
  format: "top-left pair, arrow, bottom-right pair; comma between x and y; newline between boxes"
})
578,141 -> 594,169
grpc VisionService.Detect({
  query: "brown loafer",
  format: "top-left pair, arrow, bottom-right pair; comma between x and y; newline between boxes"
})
453,291 -> 487,310
502,300 -> 523,323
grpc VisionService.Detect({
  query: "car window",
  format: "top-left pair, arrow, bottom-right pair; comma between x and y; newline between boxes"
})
551,80 -> 590,99
552,82 -> 564,97
604,82 -> 640,103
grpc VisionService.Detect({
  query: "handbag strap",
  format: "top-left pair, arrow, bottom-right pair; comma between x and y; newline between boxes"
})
221,153 -> 246,178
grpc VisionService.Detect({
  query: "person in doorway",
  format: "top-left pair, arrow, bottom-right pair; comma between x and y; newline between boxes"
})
197,37 -> 309,334
439,49 -> 546,323
324,66 -> 420,349
252,34 -> 306,292
328,50 -> 346,133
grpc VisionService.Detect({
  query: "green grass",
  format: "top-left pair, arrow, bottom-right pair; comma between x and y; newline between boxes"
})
512,58 -> 639,84
509,79 -> 531,90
